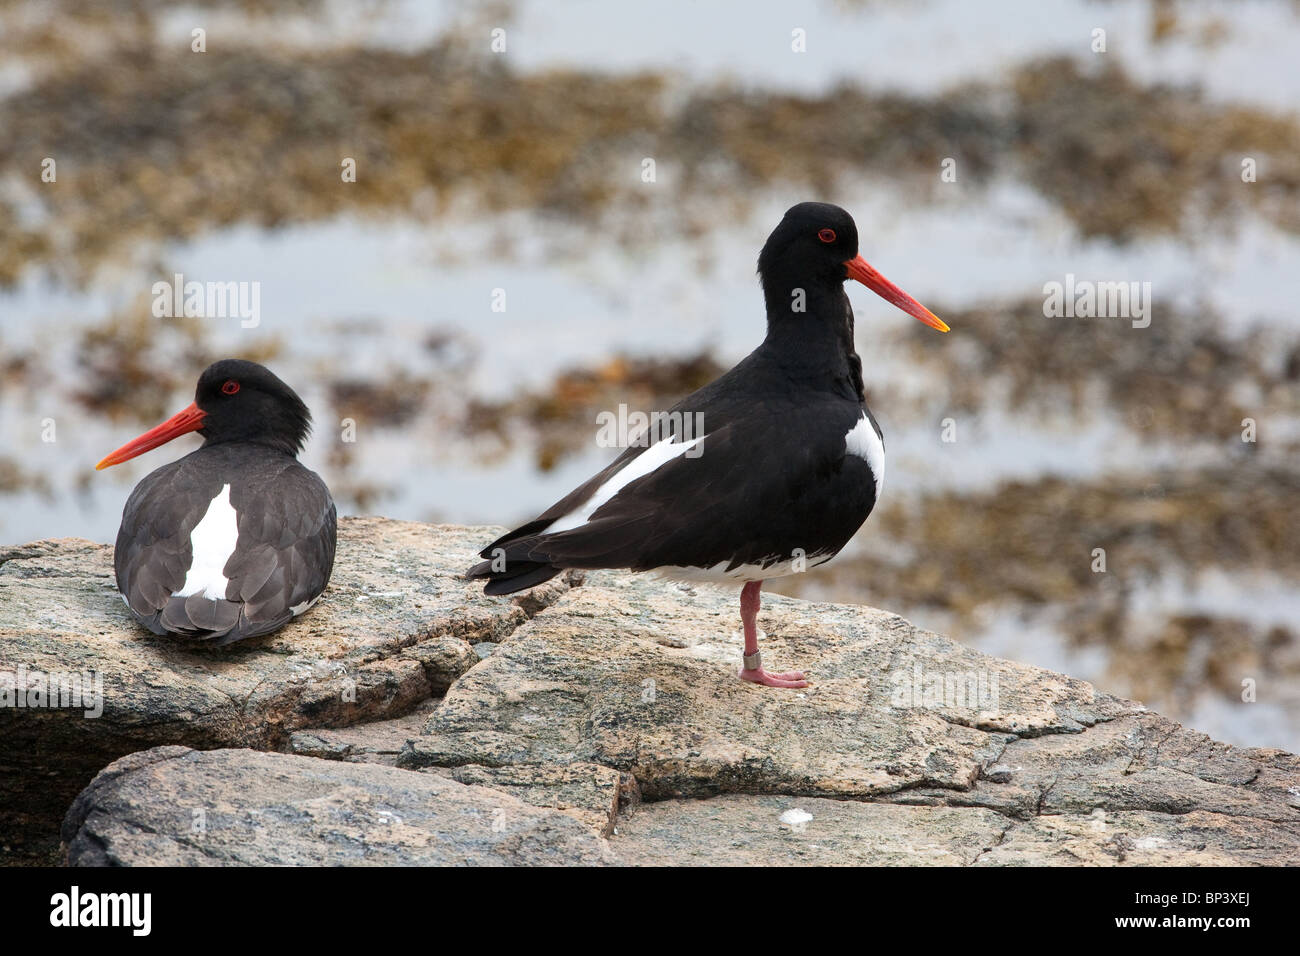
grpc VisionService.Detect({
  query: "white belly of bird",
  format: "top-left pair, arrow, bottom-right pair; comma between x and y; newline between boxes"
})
844,414 -> 885,498
657,551 -> 836,584
173,483 -> 239,601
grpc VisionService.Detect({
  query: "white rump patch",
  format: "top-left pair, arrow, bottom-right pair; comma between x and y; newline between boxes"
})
844,414 -> 885,498
173,483 -> 239,601
547,432 -> 707,534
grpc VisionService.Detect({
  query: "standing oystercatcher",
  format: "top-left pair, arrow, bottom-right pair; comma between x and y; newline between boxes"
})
96,359 -> 336,644
468,202 -> 948,687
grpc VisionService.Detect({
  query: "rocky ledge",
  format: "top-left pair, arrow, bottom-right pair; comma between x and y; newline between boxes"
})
2,518 -> 1297,865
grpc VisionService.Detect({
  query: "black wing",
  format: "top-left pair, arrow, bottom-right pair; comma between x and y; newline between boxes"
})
468,390 -> 875,593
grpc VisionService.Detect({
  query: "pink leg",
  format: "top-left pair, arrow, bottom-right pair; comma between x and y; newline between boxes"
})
737,581 -> 808,688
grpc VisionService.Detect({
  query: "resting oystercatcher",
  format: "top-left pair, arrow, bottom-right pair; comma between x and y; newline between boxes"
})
96,359 -> 336,644
468,202 -> 948,687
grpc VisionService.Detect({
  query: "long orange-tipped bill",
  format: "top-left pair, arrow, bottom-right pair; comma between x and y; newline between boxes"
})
845,254 -> 949,332
96,402 -> 207,470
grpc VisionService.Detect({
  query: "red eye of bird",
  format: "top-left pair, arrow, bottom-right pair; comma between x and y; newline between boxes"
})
221,380 -> 240,395
818,228 -> 836,243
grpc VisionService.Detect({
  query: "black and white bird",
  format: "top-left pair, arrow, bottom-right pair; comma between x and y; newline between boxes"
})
96,359 -> 336,644
468,202 -> 948,687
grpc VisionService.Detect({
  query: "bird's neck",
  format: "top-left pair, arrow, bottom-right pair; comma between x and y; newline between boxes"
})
760,279 -> 865,402
197,405 -> 311,458
200,433 -> 303,458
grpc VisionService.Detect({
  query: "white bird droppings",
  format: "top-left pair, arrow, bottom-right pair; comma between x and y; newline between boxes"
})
779,808 -> 814,827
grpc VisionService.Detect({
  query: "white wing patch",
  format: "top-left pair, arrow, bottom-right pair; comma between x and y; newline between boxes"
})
548,432 -> 708,534
173,483 -> 239,601
845,414 -> 885,498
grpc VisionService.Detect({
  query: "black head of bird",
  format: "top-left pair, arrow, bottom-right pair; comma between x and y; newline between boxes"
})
96,359 -> 311,470
757,201 -> 949,332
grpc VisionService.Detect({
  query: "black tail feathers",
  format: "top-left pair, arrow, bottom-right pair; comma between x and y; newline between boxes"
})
466,549 -> 564,595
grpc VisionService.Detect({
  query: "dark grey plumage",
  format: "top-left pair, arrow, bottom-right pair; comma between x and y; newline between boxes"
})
106,360 -> 336,644
116,446 -> 336,643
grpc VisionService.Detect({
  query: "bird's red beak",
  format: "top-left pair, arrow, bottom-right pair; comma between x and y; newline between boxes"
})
96,402 -> 207,470
845,255 -> 949,332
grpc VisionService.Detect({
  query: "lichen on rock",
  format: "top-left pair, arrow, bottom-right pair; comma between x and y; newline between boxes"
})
2,521 -> 1295,865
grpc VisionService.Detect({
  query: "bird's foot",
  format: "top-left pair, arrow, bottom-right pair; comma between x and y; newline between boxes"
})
739,666 -> 809,689
737,632 -> 808,686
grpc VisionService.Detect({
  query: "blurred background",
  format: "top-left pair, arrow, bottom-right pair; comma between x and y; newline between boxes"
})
1,0 -> 1297,751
